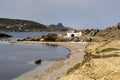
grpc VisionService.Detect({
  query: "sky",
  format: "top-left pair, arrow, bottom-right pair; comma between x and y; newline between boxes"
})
0,0 -> 120,29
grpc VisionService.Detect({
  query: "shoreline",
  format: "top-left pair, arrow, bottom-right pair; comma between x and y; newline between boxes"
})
13,61 -> 55,80
11,41 -> 87,80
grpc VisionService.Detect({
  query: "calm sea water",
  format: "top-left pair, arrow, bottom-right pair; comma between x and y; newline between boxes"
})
2,32 -> 64,41
0,32 -> 69,80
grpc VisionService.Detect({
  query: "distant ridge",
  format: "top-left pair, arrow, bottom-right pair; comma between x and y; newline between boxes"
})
0,18 -> 72,32
48,23 -> 72,31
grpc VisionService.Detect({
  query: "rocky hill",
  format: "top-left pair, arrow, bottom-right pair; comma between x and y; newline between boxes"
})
0,18 -> 72,32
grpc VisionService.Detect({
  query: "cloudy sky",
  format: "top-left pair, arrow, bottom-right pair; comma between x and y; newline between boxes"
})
0,0 -> 120,29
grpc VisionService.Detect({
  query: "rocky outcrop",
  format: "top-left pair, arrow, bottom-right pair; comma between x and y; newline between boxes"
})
0,33 -> 12,38
78,23 -> 120,42
41,33 -> 58,41
18,33 -> 70,42
89,29 -> 99,36
106,23 -> 120,30
116,23 -> 120,30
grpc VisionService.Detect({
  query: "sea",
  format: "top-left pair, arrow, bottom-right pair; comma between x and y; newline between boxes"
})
0,32 -> 69,80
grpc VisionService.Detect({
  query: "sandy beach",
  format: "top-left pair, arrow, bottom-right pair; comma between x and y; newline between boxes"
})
11,41 -> 87,80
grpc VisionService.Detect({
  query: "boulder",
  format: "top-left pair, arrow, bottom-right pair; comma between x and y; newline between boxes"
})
83,37 -> 92,42
41,33 -> 58,41
90,29 -> 99,36
106,26 -> 116,30
73,37 -> 80,42
34,59 -> 42,65
116,23 -> 120,30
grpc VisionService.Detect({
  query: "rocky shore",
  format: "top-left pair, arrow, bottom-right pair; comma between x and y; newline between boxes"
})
11,41 -> 87,80
11,23 -> 120,80
12,40 -> 120,80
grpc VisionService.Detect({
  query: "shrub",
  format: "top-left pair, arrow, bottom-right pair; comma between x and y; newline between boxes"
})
98,48 -> 120,53
67,63 -> 81,75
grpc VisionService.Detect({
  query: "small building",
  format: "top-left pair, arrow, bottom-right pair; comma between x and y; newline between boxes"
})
67,32 -> 82,38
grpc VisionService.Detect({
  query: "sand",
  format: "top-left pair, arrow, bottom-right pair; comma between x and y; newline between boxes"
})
13,61 -> 55,80
11,41 -> 87,80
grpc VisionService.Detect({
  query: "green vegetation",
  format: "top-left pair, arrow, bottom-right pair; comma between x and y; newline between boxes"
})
97,48 -> 120,53
67,52 -> 98,75
67,48 -> 120,75
67,63 -> 81,75
57,77 -> 61,80
100,54 -> 120,58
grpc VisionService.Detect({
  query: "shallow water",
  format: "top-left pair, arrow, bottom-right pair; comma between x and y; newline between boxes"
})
0,32 -> 69,80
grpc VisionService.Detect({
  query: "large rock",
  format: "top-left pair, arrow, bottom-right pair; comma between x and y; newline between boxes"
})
89,29 -> 99,36
41,33 -> 58,41
106,23 -> 120,30
34,59 -> 42,65
0,33 -> 12,38
116,23 -> 120,30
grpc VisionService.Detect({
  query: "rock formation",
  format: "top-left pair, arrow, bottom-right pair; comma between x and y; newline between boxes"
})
0,33 -> 12,38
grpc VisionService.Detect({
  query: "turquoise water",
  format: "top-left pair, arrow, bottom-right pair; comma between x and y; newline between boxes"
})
0,32 -> 68,80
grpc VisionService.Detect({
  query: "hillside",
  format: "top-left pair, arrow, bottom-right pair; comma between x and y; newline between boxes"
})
59,41 -> 120,80
0,18 -> 72,32
58,23 -> 120,80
